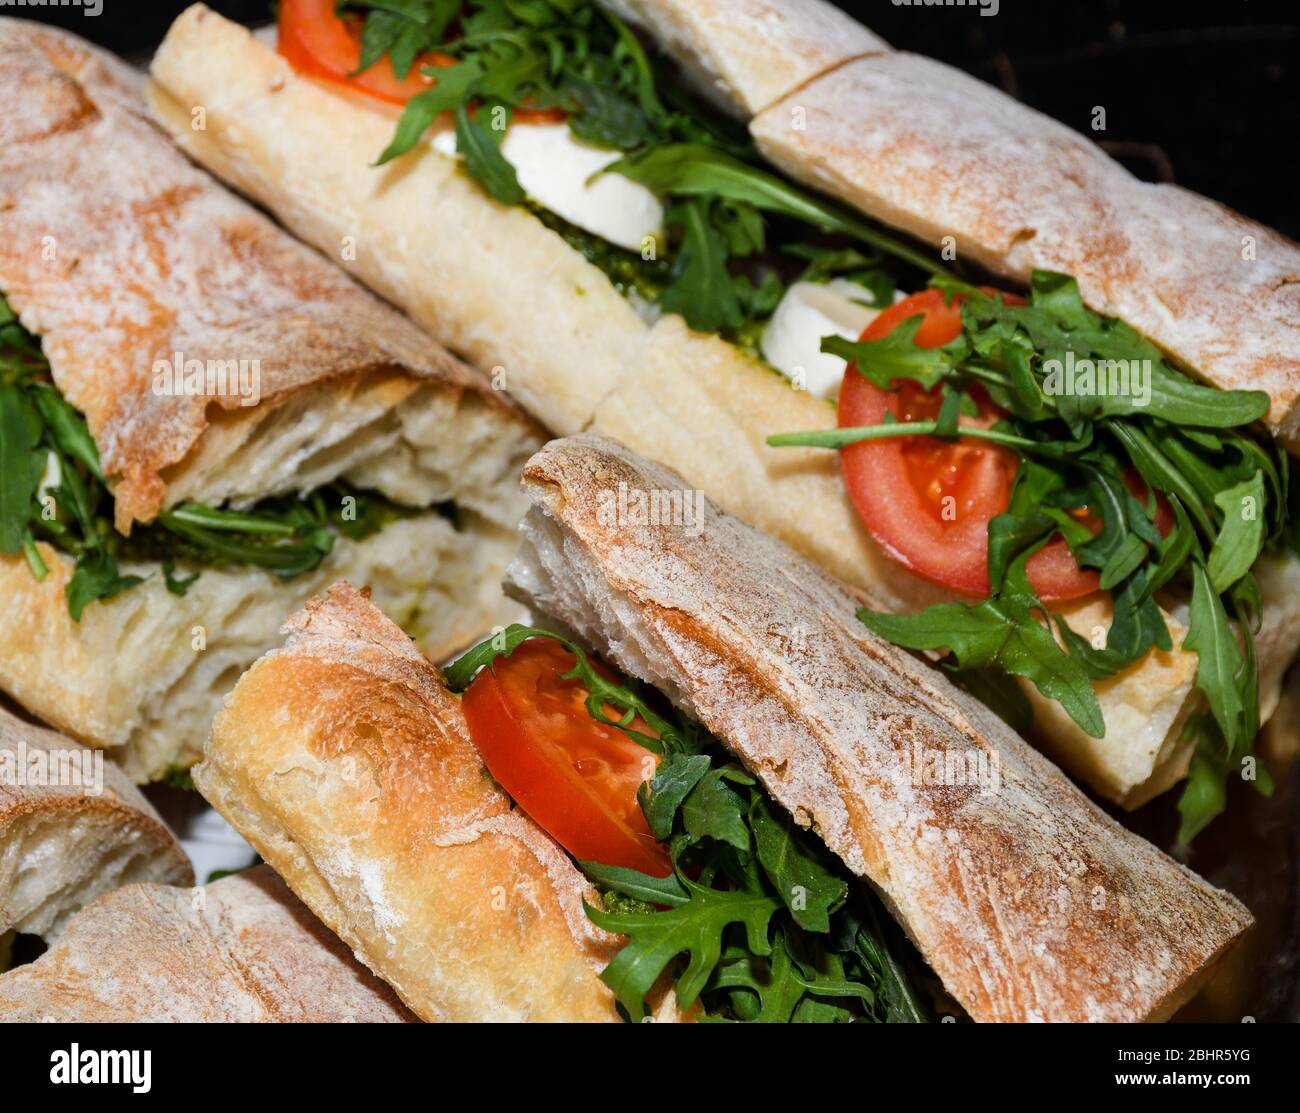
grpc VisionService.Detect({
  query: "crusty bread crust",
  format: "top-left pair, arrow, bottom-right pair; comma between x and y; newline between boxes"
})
597,0 -> 888,116
199,583 -> 625,1022
0,704 -> 192,940
751,53 -> 1300,448
148,6 -> 646,438
0,17 -> 528,530
504,434 -> 1253,1022
146,7 -> 1300,804
0,867 -> 416,1021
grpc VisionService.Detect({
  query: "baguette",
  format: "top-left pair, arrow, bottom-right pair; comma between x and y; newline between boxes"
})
204,435 -> 1252,1022
0,20 -> 542,778
147,5 -> 1300,806
0,867 -> 414,1022
597,0 -> 889,117
751,52 -> 1300,447
0,705 -> 192,942
198,583 -> 629,1022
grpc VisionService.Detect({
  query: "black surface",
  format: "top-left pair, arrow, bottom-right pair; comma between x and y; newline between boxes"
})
19,0 -> 1300,238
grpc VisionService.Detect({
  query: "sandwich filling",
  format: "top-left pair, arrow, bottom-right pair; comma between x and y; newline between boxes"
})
276,0 -> 1299,839
445,625 -> 935,1023
0,293 -> 427,620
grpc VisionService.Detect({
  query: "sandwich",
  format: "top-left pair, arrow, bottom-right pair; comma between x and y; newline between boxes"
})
0,866 -> 415,1022
0,20 -> 542,781
0,703 -> 192,950
148,1 -> 1300,837
196,434 -> 1252,1023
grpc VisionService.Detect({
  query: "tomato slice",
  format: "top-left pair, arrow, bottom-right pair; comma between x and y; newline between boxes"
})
837,288 -> 1102,601
277,0 -> 565,121
461,639 -> 672,877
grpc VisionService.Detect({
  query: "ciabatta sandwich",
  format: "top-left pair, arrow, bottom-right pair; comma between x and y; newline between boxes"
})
0,20 -> 541,780
148,2 -> 1300,836
197,435 -> 1253,1023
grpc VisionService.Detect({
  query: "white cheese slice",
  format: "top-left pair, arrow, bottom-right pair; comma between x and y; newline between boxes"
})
760,279 -> 882,398
431,121 -> 662,253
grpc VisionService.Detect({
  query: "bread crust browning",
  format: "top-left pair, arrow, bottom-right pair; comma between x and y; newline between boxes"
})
0,704 -> 193,940
148,6 -> 646,438
0,17 -> 522,530
751,53 -> 1300,447
0,867 -> 416,1021
597,0 -> 889,116
508,434 -> 1254,1022
199,583 -> 624,1022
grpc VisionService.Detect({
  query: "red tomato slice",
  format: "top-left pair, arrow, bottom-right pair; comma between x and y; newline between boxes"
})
277,0 -> 565,121
838,288 -> 1102,601
461,638 -> 672,877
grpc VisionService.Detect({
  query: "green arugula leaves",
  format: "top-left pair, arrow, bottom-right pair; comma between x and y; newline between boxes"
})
769,271 -> 1289,837
356,1 -> 951,338
448,626 -> 932,1023
0,292 -> 413,619
859,552 -> 1105,739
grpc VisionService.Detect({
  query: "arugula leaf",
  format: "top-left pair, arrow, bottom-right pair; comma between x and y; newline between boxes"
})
561,74 -> 652,148
750,796 -> 847,933
585,880 -> 779,1018
1185,561 -> 1245,752
578,860 -> 689,908
161,559 -> 199,597
376,56 -> 485,164
1177,723 -> 1230,845
30,384 -> 102,481
454,102 -> 524,204
855,900 -> 930,1023
681,764 -> 751,852
658,199 -> 742,334
860,552 -> 1104,738
0,384 -> 40,553
1207,470 -> 1266,592
820,316 -> 955,392
639,752 -> 710,840
604,143 -> 950,279
784,243 -> 894,308
65,548 -> 143,622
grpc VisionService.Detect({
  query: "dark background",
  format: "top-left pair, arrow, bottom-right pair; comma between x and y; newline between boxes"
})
18,0 -> 1300,238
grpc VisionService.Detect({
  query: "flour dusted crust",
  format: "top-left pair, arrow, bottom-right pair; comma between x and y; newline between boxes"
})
149,5 -> 647,437
597,0 -> 888,116
147,6 -> 1300,805
199,583 -> 625,1022
0,867 -> 416,1021
504,435 -> 1253,1022
0,17 -> 528,530
752,53 -> 1300,448
0,705 -> 192,940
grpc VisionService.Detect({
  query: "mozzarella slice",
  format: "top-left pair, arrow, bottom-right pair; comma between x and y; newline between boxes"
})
760,279 -> 883,398
431,121 -> 662,253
